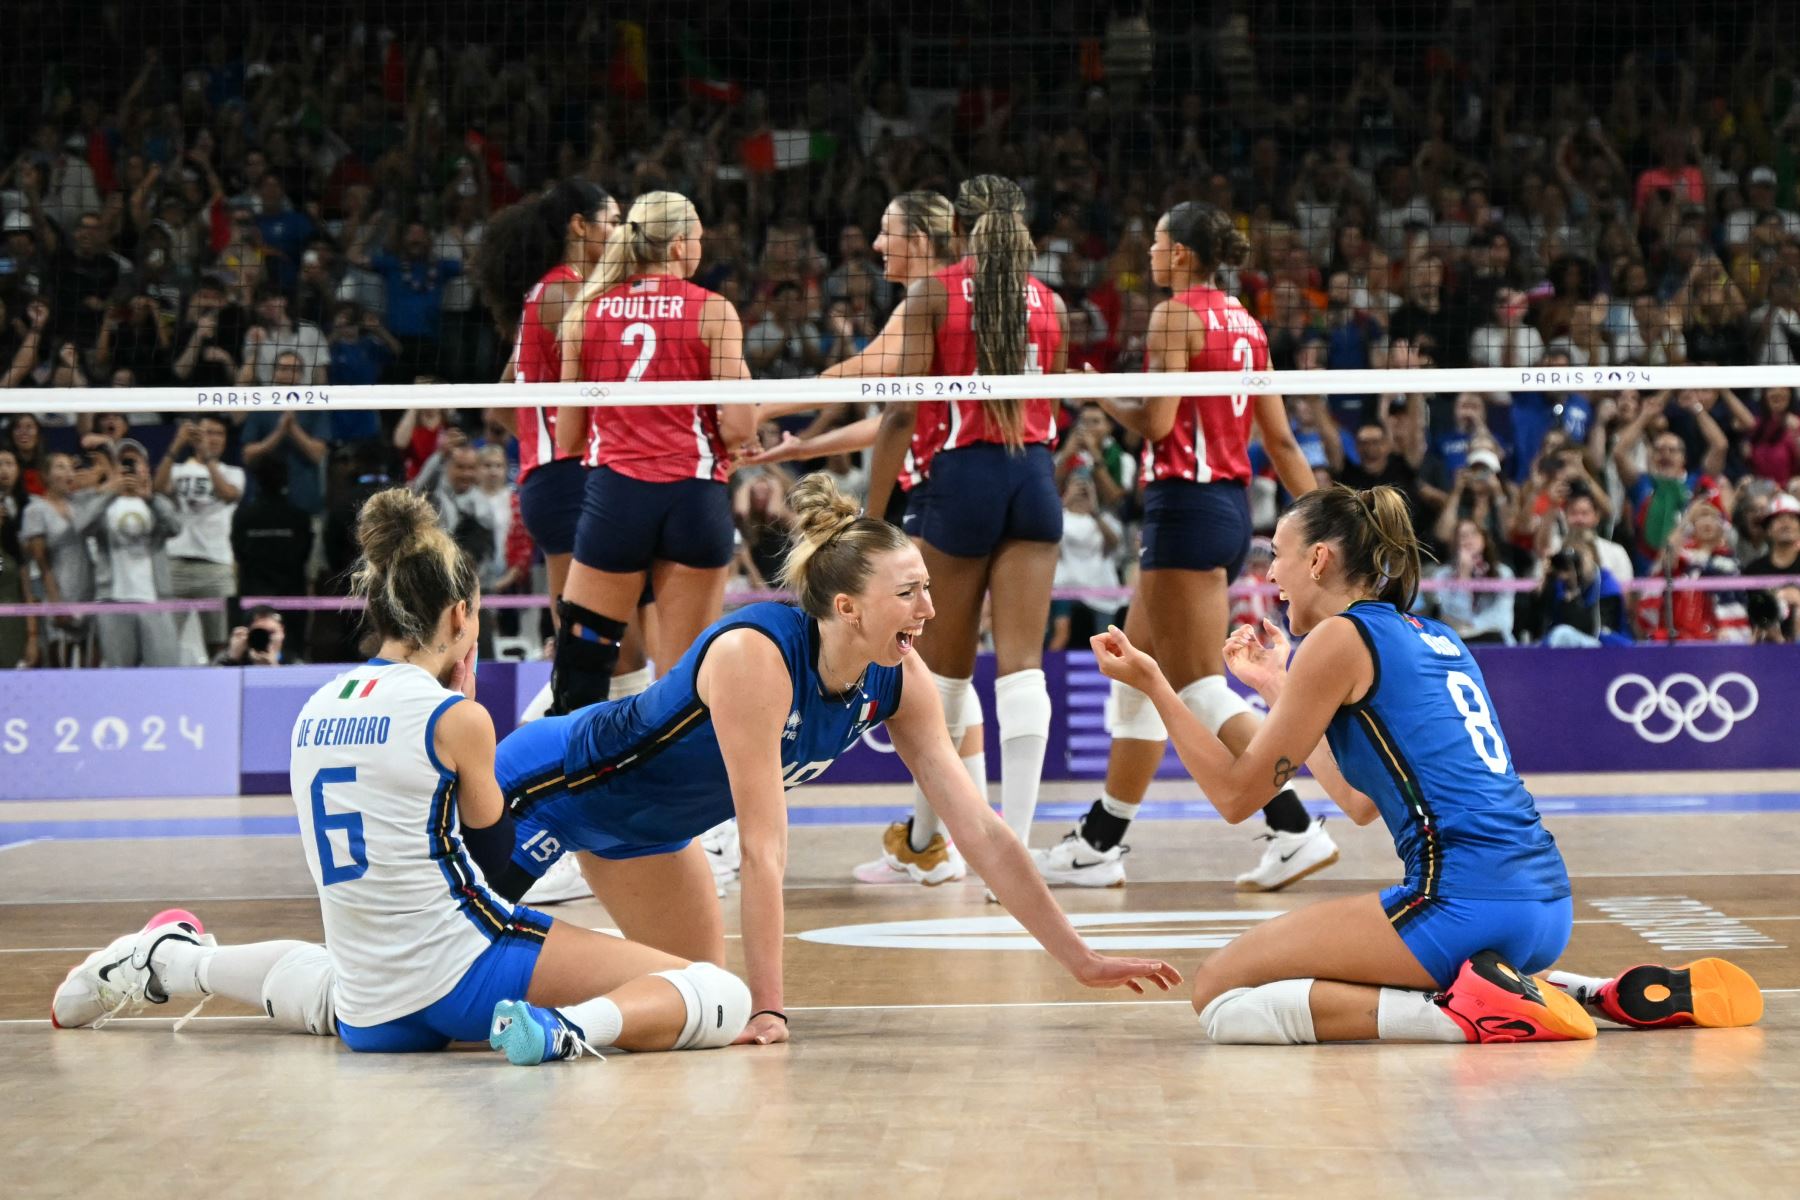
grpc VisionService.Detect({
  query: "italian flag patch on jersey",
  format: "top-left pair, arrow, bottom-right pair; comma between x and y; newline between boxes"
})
337,677 -> 380,700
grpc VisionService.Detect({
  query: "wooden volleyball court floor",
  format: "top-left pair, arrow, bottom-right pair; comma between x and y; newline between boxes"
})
3,770 -> 1798,1197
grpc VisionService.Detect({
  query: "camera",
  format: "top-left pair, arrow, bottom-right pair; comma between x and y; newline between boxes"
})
1550,549 -> 1579,574
247,627 -> 273,654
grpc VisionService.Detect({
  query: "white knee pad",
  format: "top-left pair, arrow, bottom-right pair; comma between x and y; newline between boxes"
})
1106,680 -> 1168,742
610,666 -> 653,699
1179,675 -> 1254,735
261,945 -> 338,1037
1198,979 -> 1318,1045
653,962 -> 752,1050
994,669 -> 1051,742
933,673 -> 974,740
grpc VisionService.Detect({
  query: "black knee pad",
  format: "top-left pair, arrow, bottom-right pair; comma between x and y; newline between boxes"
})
552,601 -> 627,714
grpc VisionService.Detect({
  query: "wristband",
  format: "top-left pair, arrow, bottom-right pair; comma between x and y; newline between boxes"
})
751,1009 -> 788,1024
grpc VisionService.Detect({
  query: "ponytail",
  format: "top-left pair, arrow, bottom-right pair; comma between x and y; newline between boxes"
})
572,191 -> 699,317
1164,201 -> 1251,277
780,473 -> 912,620
472,179 -> 611,330
956,175 -> 1032,450
1287,485 -> 1424,610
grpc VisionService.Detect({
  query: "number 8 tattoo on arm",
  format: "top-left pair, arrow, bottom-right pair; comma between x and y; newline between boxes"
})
1272,756 -> 1298,789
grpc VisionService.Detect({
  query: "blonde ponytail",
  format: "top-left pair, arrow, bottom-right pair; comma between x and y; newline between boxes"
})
560,191 -> 701,379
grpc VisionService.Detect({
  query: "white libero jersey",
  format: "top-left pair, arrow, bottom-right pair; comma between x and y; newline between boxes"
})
289,659 -> 514,1027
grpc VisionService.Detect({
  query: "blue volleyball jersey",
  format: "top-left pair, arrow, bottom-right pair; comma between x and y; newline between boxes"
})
1324,601 -> 1569,901
507,603 -> 904,848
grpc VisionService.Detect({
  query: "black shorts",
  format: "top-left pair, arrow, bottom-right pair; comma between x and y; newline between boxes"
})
883,480 -> 929,538
1140,478 -> 1252,577
517,458 -> 587,557
918,443 -> 1061,558
573,467 -> 734,573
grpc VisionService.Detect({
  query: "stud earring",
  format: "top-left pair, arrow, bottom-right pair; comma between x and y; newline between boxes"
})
1310,571 -> 1322,582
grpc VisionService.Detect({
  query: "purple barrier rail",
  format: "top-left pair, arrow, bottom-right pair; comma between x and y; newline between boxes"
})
8,573 -> 1793,619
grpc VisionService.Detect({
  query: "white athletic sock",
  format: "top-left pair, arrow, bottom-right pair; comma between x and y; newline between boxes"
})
909,785 -> 941,851
557,995 -> 624,1048
961,750 -> 987,800
994,669 -> 1051,842
151,940 -> 312,1005
1376,988 -> 1467,1043
1542,970 -> 1611,1007
1099,792 -> 1140,822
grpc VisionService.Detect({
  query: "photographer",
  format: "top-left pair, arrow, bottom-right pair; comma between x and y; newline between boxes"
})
156,415 -> 243,657
81,439 -> 184,667
213,605 -> 290,666
1533,529 -> 1629,647
1433,442 -> 1512,554
1054,403 -> 1130,511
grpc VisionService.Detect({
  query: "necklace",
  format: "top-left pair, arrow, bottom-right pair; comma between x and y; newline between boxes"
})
816,635 -> 867,704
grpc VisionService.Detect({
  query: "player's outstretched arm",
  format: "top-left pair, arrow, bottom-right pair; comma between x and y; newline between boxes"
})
885,655 -> 1181,995
699,630 -> 794,1045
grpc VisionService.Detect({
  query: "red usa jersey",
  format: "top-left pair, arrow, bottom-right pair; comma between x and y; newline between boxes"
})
576,275 -> 728,483
901,400 -> 947,490
514,263 -> 582,483
1142,285 -> 1267,485
931,259 -> 1061,449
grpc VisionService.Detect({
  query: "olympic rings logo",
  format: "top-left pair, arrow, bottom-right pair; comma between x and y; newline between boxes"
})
1604,672 -> 1759,744
578,386 -> 612,399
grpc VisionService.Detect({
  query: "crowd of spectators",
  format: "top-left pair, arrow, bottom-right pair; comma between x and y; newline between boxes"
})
3,11 -> 1800,662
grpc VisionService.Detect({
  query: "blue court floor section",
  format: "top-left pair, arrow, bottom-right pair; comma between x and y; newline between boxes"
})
3,793 -> 1799,849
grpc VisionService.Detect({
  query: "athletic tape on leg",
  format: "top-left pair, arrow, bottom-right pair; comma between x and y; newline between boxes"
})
1178,675 -> 1253,735
1198,979 -> 1318,1045
653,962 -> 752,1050
1106,679 -> 1167,741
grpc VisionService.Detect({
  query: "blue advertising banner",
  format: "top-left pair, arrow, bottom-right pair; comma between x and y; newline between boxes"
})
0,669 -> 241,800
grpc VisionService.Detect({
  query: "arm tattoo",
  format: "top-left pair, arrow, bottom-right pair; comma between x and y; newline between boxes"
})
1272,756 -> 1299,790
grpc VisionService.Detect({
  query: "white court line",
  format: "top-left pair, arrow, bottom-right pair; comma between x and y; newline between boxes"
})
9,865 -> 1800,906
5,990 -> 1798,1028
0,839 -> 45,855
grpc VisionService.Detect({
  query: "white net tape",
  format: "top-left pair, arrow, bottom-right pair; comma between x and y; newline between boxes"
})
2,364 -> 1794,416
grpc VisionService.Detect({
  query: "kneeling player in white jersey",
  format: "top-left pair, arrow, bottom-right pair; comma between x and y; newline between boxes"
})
52,490 -> 752,1064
